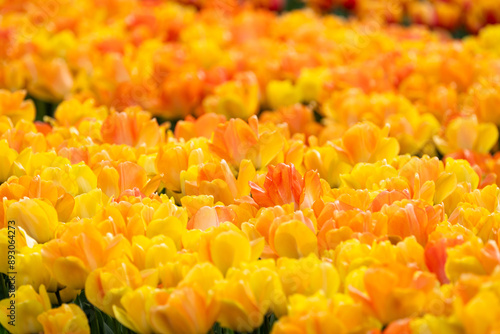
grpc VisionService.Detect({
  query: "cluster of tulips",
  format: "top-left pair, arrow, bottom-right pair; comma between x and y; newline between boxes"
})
2,0 -> 500,333
2,82 -> 500,333
2,0 -> 500,119
304,0 -> 500,32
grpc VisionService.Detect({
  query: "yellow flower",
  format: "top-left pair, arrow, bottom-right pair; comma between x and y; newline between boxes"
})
349,263 -> 439,325
156,145 -> 188,193
203,72 -> 260,119
42,220 -> 132,290
277,253 -> 340,298
216,263 -> 286,332
131,235 -> 177,270
0,90 -> 35,125
0,285 -> 51,334
37,304 -> 90,334
271,292 -> 348,334
296,67 -> 331,102
265,80 -> 302,110
336,122 -> 400,165
70,189 -> 107,220
0,140 -> 18,183
16,245 -> 58,292
54,98 -> 108,127
150,286 -> 219,334
114,285 -> 219,334
304,145 -> 352,188
196,222 -> 264,275
85,259 -> 158,315
434,116 -> 498,154
5,198 -> 60,243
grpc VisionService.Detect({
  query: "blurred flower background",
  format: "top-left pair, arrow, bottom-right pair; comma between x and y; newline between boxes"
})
2,0 -> 500,333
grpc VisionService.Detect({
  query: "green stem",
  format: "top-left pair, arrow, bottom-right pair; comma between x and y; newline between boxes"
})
55,289 -> 63,306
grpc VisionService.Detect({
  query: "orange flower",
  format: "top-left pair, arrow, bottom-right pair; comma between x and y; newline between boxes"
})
175,113 -> 226,141
336,122 -> 400,165
101,107 -> 161,147
250,163 -> 323,210
42,220 -> 132,290
383,199 -> 444,245
209,116 -> 285,169
349,263 -> 439,325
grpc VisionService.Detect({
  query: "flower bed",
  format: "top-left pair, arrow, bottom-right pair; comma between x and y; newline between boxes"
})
2,1 -> 500,333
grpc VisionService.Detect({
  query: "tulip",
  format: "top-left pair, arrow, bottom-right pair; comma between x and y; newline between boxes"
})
268,210 -> 318,259
5,198 -> 60,243
270,292 -> 348,334
15,245 -> 58,293
196,222 -> 264,274
54,98 -> 108,127
85,259 -> 158,315
0,90 -> 35,125
209,117 -> 285,169
156,145 -> 189,193
277,254 -> 340,298
0,139 -> 17,182
0,285 -> 51,334
336,122 -> 400,165
250,163 -> 323,210
349,263 -> 439,324
216,264 -> 286,332
434,116 -> 499,155
265,80 -> 302,110
150,286 -> 219,334
37,304 -> 90,334
203,72 -> 260,119
101,107 -> 160,148
42,220 -> 132,290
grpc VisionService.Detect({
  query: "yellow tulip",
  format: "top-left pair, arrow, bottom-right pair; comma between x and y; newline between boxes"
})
37,304 -> 90,334
0,90 -> 35,125
197,222 -> 264,275
16,245 -> 58,292
265,80 -> 302,110
42,220 -> 132,290
337,122 -> 400,164
216,264 -> 286,332
271,292 -> 348,334
277,254 -> 340,298
0,285 -> 51,334
70,189 -> 107,220
434,116 -> 498,154
203,72 -> 260,119
113,286 -> 155,334
85,259 -> 158,315
150,286 -> 219,334
5,198 -> 60,243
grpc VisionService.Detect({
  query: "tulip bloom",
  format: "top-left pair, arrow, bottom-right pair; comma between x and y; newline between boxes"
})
209,117 -> 286,169
0,285 -> 51,334
215,264 -> 286,332
42,220 -> 132,290
0,90 -> 35,125
277,254 -> 340,298
250,163 -> 323,210
37,304 -> 90,334
349,263 -> 439,325
101,108 -> 161,148
336,122 -> 400,165
434,116 -> 499,155
85,259 -> 158,315
5,198 -> 60,243
193,222 -> 264,274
